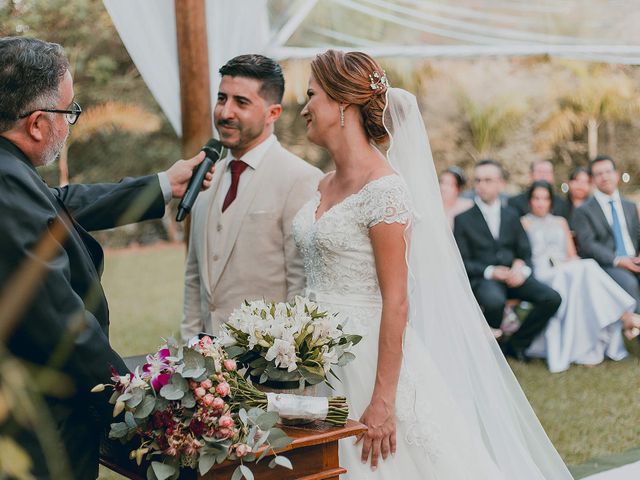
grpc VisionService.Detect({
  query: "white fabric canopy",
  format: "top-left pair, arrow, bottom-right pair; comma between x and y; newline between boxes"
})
103,0 -> 640,136
103,0 -> 270,135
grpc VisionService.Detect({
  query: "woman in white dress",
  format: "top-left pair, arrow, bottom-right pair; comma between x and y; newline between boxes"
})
292,50 -> 573,479
522,180 -> 639,372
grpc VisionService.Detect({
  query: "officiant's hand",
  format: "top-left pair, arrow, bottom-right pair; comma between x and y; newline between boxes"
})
165,151 -> 214,198
356,398 -> 397,471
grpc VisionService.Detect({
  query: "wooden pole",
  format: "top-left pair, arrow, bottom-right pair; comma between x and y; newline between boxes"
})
175,0 -> 212,244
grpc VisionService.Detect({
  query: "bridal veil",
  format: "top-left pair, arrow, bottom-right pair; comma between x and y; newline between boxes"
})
383,87 -> 573,479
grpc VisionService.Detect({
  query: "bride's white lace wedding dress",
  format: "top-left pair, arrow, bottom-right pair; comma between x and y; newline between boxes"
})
291,88 -> 573,479
292,174 -> 505,479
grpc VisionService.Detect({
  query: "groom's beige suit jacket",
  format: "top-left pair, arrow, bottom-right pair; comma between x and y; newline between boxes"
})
181,137 -> 322,339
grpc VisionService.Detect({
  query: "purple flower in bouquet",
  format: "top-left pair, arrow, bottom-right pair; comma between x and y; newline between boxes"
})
142,348 -> 173,391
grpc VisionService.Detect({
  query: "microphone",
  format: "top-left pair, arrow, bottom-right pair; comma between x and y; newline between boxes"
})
176,138 -> 225,222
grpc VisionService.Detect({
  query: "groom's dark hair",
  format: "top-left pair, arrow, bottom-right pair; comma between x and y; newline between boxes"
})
219,54 -> 284,104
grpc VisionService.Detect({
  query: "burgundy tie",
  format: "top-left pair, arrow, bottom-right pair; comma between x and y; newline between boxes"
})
222,159 -> 249,212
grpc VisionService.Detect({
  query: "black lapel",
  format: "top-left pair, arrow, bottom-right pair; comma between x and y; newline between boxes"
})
588,197 -> 613,236
497,207 -> 510,243
470,204 -> 497,243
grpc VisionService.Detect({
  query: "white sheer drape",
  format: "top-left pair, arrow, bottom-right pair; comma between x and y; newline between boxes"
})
103,0 -> 640,136
103,0 -> 270,136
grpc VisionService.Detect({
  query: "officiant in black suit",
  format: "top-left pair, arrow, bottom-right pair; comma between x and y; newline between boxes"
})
0,37 -> 211,480
508,159 -> 570,219
571,155 -> 640,313
454,159 -> 562,362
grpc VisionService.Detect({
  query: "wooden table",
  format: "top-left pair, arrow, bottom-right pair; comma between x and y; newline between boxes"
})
100,419 -> 366,480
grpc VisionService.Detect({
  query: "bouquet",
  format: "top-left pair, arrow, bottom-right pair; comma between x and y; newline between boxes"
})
94,336 -> 351,480
94,336 -> 294,480
220,297 -> 362,388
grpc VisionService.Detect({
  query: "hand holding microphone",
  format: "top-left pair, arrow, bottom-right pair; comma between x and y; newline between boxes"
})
173,139 -> 225,221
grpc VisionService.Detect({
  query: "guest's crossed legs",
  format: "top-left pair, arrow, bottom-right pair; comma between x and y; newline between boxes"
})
473,277 -> 562,350
604,267 -> 640,314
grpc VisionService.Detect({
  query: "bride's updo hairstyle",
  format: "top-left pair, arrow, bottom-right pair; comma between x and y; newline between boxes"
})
310,50 -> 389,145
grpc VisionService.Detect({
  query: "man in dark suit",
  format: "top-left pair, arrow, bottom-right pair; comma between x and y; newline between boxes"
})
454,159 -> 562,362
571,155 -> 640,313
0,37 -> 210,479
508,159 -> 570,219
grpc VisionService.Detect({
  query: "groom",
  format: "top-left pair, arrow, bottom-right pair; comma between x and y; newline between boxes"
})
181,54 -> 322,339
454,159 -> 562,362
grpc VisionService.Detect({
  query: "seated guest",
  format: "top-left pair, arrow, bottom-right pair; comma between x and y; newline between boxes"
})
567,166 -> 591,214
572,155 -> 640,330
439,166 -> 473,228
454,159 -> 562,362
522,181 -> 639,372
508,159 -> 570,219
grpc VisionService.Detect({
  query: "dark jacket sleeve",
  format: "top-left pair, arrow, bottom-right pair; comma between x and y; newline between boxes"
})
0,173 -> 128,421
53,174 -> 165,232
453,213 -> 489,279
507,194 -> 528,217
514,215 -> 533,270
571,206 -> 616,267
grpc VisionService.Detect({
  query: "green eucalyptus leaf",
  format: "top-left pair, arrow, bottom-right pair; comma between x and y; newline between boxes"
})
198,454 -> 216,475
151,461 -> 176,480
256,411 -> 279,431
117,391 -> 133,402
239,464 -> 255,480
108,422 -> 129,439
254,429 -> 270,449
127,388 -> 145,408
239,408 -> 249,425
267,429 -> 293,450
134,395 -> 156,418
181,392 -> 196,409
124,411 -> 136,428
269,455 -> 293,470
231,466 -> 243,480
225,346 -> 245,358
159,383 -> 184,401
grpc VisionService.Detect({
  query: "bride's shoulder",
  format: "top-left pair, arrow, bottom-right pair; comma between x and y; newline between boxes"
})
360,173 -> 412,228
363,171 -> 408,196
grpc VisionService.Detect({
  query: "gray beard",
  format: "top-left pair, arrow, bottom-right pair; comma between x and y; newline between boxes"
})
40,132 -> 67,167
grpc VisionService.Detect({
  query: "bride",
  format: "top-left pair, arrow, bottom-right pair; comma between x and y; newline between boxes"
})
292,50 -> 573,479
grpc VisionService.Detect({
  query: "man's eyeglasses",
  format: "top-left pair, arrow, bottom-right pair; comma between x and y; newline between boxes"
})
18,101 -> 82,125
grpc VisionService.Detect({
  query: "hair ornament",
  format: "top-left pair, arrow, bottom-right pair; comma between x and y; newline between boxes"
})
369,70 -> 389,91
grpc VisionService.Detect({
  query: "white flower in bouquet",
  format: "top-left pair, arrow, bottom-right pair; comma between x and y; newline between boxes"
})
311,315 -> 342,343
265,338 -> 298,372
221,298 -> 362,387
320,345 -> 340,374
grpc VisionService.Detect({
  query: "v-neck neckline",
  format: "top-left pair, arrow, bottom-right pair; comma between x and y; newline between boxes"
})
312,174 -> 397,224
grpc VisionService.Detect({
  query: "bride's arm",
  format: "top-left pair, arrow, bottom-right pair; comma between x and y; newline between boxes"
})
356,221 -> 409,471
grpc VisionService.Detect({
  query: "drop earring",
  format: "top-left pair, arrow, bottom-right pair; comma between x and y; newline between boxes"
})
339,105 -> 345,127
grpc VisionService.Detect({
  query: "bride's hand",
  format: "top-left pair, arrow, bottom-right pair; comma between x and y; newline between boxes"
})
355,398 -> 397,470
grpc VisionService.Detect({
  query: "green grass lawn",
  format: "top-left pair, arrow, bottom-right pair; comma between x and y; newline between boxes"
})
99,245 -> 640,479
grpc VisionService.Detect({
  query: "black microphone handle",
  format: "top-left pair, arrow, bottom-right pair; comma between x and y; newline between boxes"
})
176,156 -> 216,222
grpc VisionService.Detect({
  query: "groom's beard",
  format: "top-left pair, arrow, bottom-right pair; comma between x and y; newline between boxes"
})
216,118 -> 263,151
41,127 -> 68,167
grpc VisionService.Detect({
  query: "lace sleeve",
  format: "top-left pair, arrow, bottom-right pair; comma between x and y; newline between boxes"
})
361,175 -> 413,228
